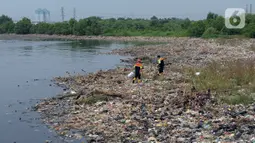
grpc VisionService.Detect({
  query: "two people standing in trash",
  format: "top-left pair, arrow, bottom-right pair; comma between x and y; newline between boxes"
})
131,55 -> 165,83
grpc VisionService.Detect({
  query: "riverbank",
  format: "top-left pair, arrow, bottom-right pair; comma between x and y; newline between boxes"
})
35,37 -> 255,143
0,33 -> 251,43
0,34 -> 180,42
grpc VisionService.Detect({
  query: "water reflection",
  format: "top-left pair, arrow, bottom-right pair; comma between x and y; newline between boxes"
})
58,40 -> 111,48
0,39 -> 131,143
72,40 -> 113,48
20,46 -> 33,57
55,40 -> 115,54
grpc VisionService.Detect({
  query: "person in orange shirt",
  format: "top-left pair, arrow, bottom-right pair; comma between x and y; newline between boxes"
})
133,59 -> 143,83
157,55 -> 165,76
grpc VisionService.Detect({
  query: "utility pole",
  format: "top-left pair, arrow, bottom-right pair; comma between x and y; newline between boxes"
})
48,11 -> 51,22
73,8 -> 76,20
250,4 -> 253,14
43,10 -> 46,22
61,7 -> 65,22
246,4 -> 249,14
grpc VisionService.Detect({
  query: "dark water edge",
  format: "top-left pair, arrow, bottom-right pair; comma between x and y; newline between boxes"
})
0,39 -> 132,143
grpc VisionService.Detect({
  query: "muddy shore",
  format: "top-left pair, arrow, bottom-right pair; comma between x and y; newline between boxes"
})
0,33 -> 226,42
0,34 -> 178,42
30,36 -> 255,143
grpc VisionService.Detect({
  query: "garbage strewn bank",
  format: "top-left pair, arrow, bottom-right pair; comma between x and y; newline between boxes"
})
35,37 -> 255,143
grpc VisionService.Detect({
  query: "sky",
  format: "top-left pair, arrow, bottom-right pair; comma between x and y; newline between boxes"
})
0,0 -> 254,22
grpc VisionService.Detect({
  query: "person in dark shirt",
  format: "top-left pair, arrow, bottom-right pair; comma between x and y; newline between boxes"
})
157,55 -> 165,76
133,59 -> 143,83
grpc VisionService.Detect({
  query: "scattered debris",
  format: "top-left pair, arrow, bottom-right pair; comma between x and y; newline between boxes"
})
35,37 -> 255,142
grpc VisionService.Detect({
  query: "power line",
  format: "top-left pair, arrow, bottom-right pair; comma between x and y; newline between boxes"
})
250,4 -> 253,14
246,4 -> 249,13
61,7 -> 65,22
73,8 -> 76,20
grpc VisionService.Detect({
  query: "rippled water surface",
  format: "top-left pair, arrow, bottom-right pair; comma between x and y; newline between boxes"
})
0,39 -> 132,143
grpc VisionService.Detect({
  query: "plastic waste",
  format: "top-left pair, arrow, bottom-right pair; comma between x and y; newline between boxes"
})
128,71 -> 135,78
148,137 -> 158,143
35,39 -> 255,143
203,124 -> 211,129
251,137 -> 255,142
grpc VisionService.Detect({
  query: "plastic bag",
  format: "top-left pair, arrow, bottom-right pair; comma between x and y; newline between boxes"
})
128,71 -> 135,78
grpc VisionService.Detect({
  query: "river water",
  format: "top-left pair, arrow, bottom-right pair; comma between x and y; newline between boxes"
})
0,39 -> 132,143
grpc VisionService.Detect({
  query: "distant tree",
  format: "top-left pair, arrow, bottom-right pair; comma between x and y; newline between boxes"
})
46,24 -> 55,35
14,17 -> 32,34
0,11 -> 252,37
222,28 -> 242,35
86,17 -> 103,35
245,14 -> 255,25
35,22 -> 51,34
188,20 -> 206,37
163,22 -> 182,31
69,18 -> 77,28
74,19 -> 87,35
150,16 -> 158,21
242,23 -> 255,38
212,16 -> 225,32
0,21 -> 15,33
117,17 -> 125,21
69,18 -> 77,34
181,18 -> 191,29
0,15 -> 15,33
109,18 -> 116,22
29,24 -> 37,34
0,15 -> 13,25
53,22 -> 71,35
133,21 -> 147,30
202,27 -> 219,38
207,12 -> 218,20
150,16 -> 160,27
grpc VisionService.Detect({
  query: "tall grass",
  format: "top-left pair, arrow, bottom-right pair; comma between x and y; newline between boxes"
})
186,59 -> 255,105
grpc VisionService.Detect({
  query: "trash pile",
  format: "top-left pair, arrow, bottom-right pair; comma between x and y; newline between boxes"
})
35,37 -> 255,143
110,38 -> 255,67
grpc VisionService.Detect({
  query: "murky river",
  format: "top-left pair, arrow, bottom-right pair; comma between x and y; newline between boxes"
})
0,39 -> 132,143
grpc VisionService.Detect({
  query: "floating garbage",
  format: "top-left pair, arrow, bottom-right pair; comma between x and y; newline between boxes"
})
35,37 -> 255,143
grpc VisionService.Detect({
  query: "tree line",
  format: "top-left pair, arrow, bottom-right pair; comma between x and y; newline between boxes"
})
0,12 -> 255,38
